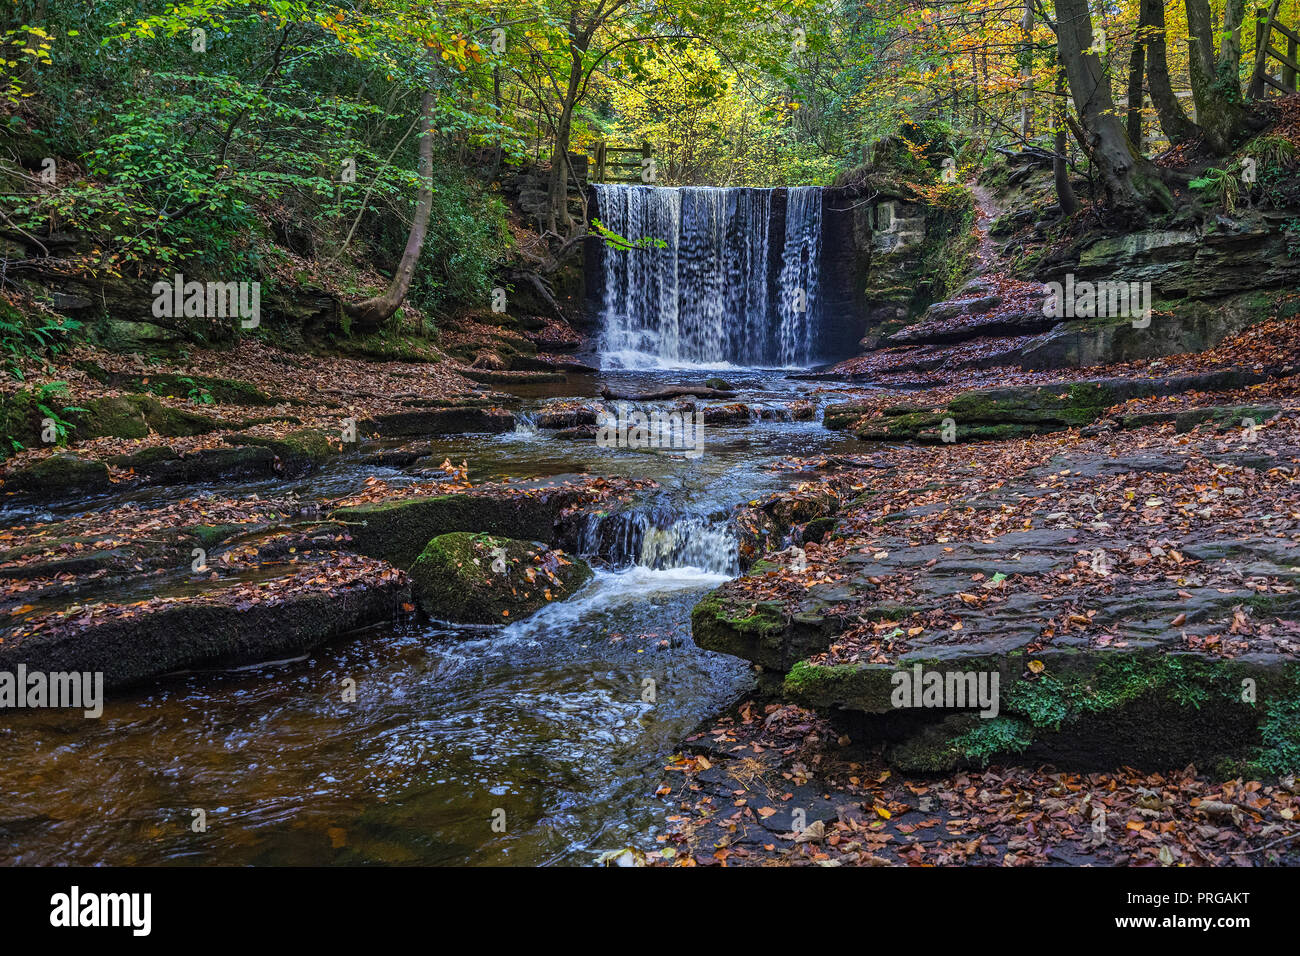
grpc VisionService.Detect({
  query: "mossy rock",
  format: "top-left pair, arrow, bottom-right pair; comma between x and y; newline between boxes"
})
703,377 -> 734,391
2,454 -> 110,495
409,532 -> 592,624
333,489 -> 578,569
1173,405 -> 1281,434
69,394 -> 221,441
782,650 -> 1300,774
230,429 -> 335,473
0,389 -> 42,453
74,364 -> 281,406
691,590 -> 836,671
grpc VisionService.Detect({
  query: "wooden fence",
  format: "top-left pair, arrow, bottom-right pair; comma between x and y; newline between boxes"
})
591,141 -> 654,183
1250,3 -> 1300,98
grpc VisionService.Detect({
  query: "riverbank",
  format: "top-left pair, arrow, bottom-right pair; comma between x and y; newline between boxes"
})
653,286 -> 1300,865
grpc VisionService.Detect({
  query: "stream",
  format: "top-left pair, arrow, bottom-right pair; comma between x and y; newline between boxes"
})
0,368 -> 868,865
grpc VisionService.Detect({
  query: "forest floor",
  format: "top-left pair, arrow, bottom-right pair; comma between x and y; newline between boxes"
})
649,184 -> 1300,865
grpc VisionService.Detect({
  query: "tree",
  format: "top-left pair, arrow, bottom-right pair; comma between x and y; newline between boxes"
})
1141,0 -> 1200,145
1184,0 -> 1262,152
345,77 -> 435,328
1051,0 -> 1172,215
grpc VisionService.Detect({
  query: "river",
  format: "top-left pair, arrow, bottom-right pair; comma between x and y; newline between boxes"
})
0,367 -> 868,865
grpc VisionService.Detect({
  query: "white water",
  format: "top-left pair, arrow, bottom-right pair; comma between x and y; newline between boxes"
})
594,185 -> 824,369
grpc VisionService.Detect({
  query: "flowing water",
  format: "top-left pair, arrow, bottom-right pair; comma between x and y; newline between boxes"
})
0,187 -> 860,865
0,370 -> 866,866
594,185 -> 825,369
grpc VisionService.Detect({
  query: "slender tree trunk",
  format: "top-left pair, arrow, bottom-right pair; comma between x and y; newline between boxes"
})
1144,0 -> 1200,144
1125,17 -> 1147,146
545,13 -> 588,237
1054,0 -> 1172,214
1019,0 -> 1035,141
1054,68 -> 1079,215
345,83 -> 435,328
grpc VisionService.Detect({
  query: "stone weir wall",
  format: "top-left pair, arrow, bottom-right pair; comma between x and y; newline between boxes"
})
582,184 -> 886,364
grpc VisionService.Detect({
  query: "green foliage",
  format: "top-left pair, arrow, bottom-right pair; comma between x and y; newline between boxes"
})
1189,167 -> 1242,212
953,716 -> 1034,764
406,172 -> 508,317
0,300 -> 83,379
590,219 -> 668,251
1254,682 -> 1300,775
33,381 -> 83,445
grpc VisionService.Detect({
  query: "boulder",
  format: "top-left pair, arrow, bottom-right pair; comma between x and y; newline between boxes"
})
409,532 -> 592,623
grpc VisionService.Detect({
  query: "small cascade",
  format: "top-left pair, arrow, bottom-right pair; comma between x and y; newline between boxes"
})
580,508 -> 738,576
593,184 -> 824,369
511,410 -> 539,438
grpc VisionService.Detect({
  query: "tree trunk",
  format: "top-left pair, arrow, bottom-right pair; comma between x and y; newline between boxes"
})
1144,0 -> 1200,144
1019,0 -> 1035,141
1125,16 -> 1147,146
345,84 -> 435,329
544,15 -> 588,237
1185,0 -> 1251,152
1054,69 -> 1079,215
1054,0 -> 1172,215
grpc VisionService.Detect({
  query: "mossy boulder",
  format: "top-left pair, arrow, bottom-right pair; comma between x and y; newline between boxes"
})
409,532 -> 592,623
2,453 -> 110,495
333,486 -> 593,568
68,394 -> 221,440
229,428 -> 335,474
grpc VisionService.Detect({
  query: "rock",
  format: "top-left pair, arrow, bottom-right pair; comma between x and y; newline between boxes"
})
95,319 -> 188,352
2,454 -> 109,495
703,377 -> 734,391
69,394 -> 221,441
332,483 -> 602,568
360,406 -> 514,436
534,401 -> 601,430
409,532 -> 592,623
228,428 -> 336,473
694,432 -> 1300,774
830,369 -> 1279,443
0,559 -> 410,690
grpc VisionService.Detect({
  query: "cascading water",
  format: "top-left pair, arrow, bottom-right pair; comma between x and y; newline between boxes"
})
594,184 -> 824,369
580,508 -> 739,576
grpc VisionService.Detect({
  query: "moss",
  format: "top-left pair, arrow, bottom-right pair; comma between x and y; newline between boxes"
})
333,490 -> 575,568
0,389 -> 42,453
1003,654 -> 1251,732
74,364 -> 280,406
68,394 -> 221,441
1252,680 -> 1300,775
188,524 -> 246,549
952,716 -> 1035,765
2,454 -> 110,495
409,532 -> 592,624
783,659 -> 859,696
718,599 -> 785,635
801,516 -> 839,543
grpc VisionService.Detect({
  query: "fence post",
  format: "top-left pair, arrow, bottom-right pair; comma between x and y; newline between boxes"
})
1287,33 -> 1298,90
594,140 -> 606,183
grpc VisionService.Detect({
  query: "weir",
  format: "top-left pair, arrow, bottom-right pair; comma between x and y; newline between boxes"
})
589,184 -> 842,369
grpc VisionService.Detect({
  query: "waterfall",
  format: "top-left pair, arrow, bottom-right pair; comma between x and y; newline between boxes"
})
580,508 -> 739,576
593,184 -> 824,369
